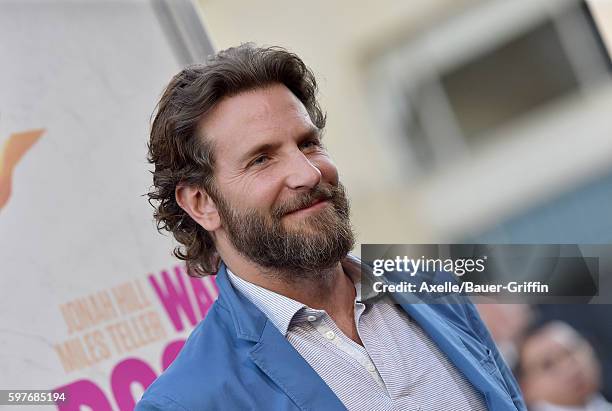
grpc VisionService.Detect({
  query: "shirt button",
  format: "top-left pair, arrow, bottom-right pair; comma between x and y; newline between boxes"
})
307,315 -> 317,322
366,363 -> 376,372
325,330 -> 336,340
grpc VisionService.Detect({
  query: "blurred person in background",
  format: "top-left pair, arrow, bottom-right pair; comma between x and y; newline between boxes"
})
534,305 -> 612,400
517,321 -> 612,411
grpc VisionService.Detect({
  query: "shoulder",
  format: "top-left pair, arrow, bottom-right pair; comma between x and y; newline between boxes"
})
136,301 -> 251,411
426,294 -> 490,341
403,269 -> 490,341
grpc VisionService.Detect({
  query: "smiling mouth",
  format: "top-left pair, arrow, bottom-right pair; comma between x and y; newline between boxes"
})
285,199 -> 330,216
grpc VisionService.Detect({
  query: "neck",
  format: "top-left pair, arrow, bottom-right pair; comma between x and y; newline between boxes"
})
220,236 -> 355,308
219,243 -> 362,345
228,254 -> 354,309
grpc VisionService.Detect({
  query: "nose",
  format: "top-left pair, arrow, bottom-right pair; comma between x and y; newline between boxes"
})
284,150 -> 322,190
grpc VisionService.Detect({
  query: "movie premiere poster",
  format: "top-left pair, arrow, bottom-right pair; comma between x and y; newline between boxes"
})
0,2 -> 216,410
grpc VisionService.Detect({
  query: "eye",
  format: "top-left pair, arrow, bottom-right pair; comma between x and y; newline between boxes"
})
300,139 -> 321,150
250,155 -> 269,167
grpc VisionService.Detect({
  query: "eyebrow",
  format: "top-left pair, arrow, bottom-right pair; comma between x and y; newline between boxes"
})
238,127 -> 323,165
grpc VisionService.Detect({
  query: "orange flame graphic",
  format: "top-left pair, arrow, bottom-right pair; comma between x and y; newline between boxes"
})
0,129 -> 45,211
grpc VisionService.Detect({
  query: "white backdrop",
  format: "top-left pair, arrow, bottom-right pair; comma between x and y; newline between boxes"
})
0,1 -> 216,410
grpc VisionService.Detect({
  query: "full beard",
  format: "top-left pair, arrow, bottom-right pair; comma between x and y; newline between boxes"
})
215,182 -> 355,283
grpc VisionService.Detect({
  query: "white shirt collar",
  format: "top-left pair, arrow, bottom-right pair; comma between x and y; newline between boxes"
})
226,254 -> 365,335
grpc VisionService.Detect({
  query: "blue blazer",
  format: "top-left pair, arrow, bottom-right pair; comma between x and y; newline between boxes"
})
136,263 -> 526,410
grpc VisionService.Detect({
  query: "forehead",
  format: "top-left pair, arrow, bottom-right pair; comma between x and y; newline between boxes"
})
522,325 -> 580,362
198,83 -> 315,163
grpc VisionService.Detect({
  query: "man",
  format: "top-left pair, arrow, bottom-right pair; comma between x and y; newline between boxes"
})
517,321 -> 612,411
137,43 -> 525,411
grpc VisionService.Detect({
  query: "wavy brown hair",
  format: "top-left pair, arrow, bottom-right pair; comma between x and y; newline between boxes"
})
147,43 -> 327,277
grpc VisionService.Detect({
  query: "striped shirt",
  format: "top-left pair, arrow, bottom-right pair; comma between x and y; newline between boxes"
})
227,255 -> 487,411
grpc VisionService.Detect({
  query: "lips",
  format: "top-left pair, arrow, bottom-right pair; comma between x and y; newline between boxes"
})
285,198 -> 329,215
304,199 -> 325,209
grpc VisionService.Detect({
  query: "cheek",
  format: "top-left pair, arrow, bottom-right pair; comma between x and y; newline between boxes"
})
533,377 -> 563,400
238,175 -> 285,210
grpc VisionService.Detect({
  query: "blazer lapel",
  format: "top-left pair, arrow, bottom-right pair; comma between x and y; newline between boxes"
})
249,320 -> 347,411
216,265 -> 345,411
398,299 -> 515,410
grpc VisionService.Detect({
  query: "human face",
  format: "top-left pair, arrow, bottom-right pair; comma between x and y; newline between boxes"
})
520,323 -> 600,407
199,84 -> 354,275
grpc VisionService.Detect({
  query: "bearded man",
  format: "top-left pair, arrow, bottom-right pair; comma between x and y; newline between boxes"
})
136,44 -> 525,411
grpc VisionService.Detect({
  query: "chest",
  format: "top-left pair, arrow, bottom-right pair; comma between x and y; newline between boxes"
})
283,300 -> 488,411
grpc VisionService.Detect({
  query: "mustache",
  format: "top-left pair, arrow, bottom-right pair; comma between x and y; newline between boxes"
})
272,184 -> 336,218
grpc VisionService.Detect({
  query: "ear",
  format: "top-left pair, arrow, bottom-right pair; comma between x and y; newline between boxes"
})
175,184 -> 221,232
